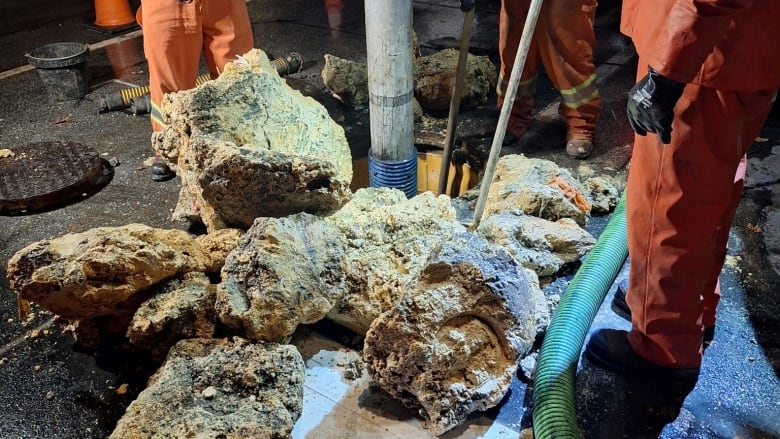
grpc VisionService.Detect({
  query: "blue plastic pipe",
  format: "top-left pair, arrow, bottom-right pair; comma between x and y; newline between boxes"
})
368,148 -> 418,199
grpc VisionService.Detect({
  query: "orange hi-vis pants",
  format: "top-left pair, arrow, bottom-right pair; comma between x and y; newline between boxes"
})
138,0 -> 254,131
626,57 -> 777,368
497,0 -> 600,140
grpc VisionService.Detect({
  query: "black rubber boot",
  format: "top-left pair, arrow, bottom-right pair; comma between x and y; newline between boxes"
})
150,157 -> 175,182
585,328 -> 700,382
611,278 -> 632,321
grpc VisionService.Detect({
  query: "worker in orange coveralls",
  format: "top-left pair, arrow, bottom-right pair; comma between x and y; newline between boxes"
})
137,0 -> 254,181
324,0 -> 343,36
585,0 -> 780,381
497,0 -> 600,159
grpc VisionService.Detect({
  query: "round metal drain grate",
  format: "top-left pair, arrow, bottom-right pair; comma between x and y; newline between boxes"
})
0,142 -> 105,214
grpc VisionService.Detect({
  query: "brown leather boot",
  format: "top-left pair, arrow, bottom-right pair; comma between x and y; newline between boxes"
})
565,138 -> 594,159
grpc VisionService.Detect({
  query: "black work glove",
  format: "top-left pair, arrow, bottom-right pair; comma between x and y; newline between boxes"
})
627,67 -> 686,144
459,0 -> 475,11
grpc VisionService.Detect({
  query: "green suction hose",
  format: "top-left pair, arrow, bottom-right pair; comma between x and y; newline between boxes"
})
532,191 -> 628,438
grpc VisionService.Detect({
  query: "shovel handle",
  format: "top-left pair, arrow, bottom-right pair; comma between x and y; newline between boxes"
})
437,8 -> 475,195
471,0 -> 544,229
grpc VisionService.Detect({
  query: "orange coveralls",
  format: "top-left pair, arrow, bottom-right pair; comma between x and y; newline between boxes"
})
497,0 -> 600,141
622,0 -> 780,368
137,0 -> 254,131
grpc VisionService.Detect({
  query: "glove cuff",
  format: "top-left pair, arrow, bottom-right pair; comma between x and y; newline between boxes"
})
648,66 -> 685,99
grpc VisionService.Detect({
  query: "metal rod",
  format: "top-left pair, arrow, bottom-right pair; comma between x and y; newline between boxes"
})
437,8 -> 474,195
471,0 -> 544,229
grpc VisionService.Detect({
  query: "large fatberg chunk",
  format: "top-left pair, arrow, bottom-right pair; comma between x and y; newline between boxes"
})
127,272 -> 218,362
477,211 -> 596,276
110,337 -> 304,439
321,49 -> 497,111
412,48 -> 498,111
483,154 -> 592,226
363,232 -> 542,435
215,189 -> 467,342
326,188 -> 467,334
216,213 -> 348,343
156,49 -> 353,231
6,224 -> 237,321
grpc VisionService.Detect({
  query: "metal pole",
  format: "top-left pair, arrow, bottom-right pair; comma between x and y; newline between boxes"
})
364,0 -> 415,162
437,7 -> 474,195
471,0 -> 544,229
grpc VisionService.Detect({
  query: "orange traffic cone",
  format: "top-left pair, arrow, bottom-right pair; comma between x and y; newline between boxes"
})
94,0 -> 135,28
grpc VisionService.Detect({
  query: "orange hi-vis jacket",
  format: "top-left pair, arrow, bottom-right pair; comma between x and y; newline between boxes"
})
620,0 -> 780,368
621,0 -> 780,90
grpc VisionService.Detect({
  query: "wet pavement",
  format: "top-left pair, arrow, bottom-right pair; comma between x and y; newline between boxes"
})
0,0 -> 778,438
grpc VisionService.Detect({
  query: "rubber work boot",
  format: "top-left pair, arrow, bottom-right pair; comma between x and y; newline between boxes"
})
565,137 -> 594,159
150,157 -> 175,182
612,279 -> 715,347
585,328 -> 701,382
611,278 -> 632,321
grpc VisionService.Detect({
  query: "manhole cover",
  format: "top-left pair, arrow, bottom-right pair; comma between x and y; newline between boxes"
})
0,142 -> 106,214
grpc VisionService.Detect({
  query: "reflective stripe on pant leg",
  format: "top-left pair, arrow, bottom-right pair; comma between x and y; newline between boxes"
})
559,73 -> 599,109
558,73 -> 599,140
536,0 -> 599,138
496,74 -> 535,137
151,101 -> 168,131
498,0 -> 539,99
496,73 -> 536,100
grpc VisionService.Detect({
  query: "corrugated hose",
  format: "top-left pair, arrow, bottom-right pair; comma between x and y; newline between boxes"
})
532,191 -> 628,438
98,52 -> 303,114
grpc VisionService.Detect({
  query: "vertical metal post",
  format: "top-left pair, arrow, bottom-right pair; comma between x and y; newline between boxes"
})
365,0 -> 417,197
